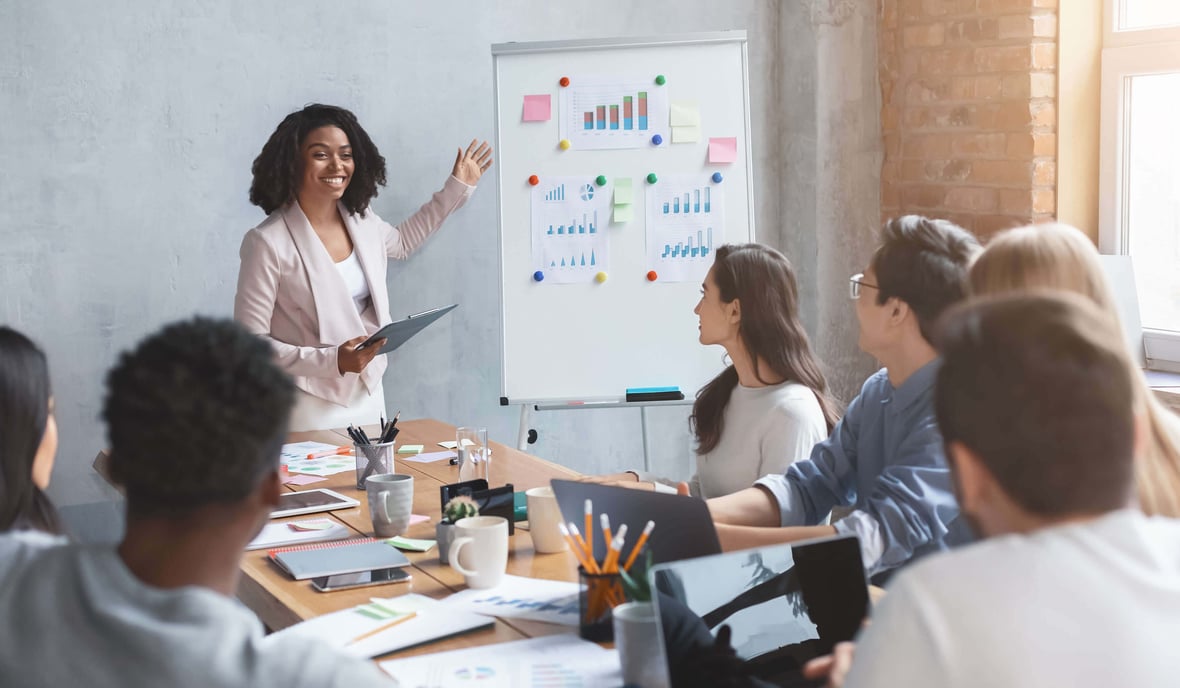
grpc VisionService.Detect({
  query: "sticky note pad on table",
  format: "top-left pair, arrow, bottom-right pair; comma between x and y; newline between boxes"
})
670,101 -> 700,126
709,137 -> 738,164
613,204 -> 634,223
397,445 -> 424,454
386,536 -> 436,552
613,177 -> 633,205
522,94 -> 551,122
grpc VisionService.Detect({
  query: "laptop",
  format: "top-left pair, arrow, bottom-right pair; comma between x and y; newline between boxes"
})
650,535 -> 868,687
550,480 -> 721,564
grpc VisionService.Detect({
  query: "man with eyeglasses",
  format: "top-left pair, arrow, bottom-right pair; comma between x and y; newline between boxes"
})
704,216 -> 981,580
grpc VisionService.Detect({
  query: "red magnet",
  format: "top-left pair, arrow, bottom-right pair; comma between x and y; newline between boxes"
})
559,76 -> 570,87
528,175 -> 540,186
646,271 -> 658,282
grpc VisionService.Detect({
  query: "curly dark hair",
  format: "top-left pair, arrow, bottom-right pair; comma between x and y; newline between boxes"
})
249,104 -> 387,216
103,317 -> 295,519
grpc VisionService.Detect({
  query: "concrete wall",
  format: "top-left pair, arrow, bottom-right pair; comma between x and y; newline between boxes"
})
0,0 -> 879,508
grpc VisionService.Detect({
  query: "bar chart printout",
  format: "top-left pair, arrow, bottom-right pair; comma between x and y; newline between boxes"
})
559,76 -> 669,150
531,176 -> 613,284
645,174 -> 726,283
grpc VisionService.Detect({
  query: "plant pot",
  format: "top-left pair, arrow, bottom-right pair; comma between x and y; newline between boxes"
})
436,522 -> 455,565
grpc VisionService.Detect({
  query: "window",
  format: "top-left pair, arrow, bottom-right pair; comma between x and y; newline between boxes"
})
1100,0 -> 1180,369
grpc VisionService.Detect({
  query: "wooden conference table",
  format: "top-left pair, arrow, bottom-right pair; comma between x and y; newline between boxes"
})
236,418 -> 589,660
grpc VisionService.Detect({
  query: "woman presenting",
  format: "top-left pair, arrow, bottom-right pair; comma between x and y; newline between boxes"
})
235,104 -> 492,431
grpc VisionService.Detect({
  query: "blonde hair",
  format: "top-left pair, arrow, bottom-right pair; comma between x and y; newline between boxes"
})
969,223 -> 1180,517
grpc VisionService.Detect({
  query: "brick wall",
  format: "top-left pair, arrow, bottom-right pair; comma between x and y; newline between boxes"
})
879,0 -> 1059,237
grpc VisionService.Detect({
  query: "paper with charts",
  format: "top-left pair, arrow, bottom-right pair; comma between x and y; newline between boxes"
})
645,174 -> 726,283
531,176 -> 613,284
379,634 -> 621,688
558,75 -> 670,150
440,574 -> 582,626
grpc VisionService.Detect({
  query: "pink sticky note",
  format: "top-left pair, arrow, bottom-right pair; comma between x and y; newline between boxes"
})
409,514 -> 430,525
708,137 -> 738,164
522,94 -> 551,122
283,473 -> 327,486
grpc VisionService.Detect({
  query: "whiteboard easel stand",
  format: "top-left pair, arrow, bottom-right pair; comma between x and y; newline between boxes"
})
506,398 -> 694,473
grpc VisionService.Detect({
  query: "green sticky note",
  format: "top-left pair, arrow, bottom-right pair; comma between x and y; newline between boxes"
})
613,204 -> 633,223
396,444 -> 424,454
613,178 -> 633,205
670,102 -> 700,126
386,536 -> 437,552
672,126 -> 700,143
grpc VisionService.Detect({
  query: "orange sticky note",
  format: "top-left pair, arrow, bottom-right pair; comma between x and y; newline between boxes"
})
709,137 -> 738,164
523,94 -> 551,122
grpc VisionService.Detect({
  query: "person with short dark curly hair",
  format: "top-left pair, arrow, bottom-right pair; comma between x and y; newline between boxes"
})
0,317 -> 396,686
235,104 -> 492,431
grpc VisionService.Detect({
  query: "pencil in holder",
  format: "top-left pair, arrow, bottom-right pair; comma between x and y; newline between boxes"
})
354,441 -> 395,490
578,566 -> 625,642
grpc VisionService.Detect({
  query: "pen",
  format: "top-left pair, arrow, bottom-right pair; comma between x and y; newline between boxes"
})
345,611 -> 418,645
306,446 -> 352,460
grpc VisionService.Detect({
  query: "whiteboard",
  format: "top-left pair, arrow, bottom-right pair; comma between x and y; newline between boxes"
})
492,32 -> 754,403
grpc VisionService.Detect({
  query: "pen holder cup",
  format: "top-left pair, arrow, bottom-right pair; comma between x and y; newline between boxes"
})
355,441 -> 395,490
578,567 -> 625,642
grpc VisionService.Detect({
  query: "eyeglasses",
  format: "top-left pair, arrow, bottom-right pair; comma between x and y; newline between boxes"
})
849,273 -> 879,300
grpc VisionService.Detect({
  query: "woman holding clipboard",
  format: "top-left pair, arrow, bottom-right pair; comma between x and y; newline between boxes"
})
235,104 -> 492,431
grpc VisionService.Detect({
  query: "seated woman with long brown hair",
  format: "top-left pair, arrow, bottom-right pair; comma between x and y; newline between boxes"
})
595,243 -> 840,498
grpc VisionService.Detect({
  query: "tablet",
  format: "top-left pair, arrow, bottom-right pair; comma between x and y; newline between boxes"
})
355,304 -> 459,355
651,535 -> 868,686
270,489 -> 360,519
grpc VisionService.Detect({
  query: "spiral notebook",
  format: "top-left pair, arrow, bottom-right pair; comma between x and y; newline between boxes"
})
269,538 -> 411,580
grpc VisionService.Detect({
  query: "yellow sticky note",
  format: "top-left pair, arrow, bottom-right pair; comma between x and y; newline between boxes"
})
670,102 -> 700,127
614,178 -> 633,205
672,126 -> 700,143
613,204 -> 634,223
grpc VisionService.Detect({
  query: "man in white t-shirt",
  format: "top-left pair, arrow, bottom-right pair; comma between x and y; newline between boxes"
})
818,294 -> 1180,688
0,318 -> 392,688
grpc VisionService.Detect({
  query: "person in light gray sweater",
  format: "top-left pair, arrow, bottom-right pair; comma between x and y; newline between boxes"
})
592,244 -> 840,498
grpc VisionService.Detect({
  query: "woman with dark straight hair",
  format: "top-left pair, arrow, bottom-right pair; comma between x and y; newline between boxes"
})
596,244 -> 840,498
0,327 -> 61,533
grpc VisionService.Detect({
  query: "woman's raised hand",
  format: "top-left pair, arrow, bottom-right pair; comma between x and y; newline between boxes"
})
452,139 -> 494,186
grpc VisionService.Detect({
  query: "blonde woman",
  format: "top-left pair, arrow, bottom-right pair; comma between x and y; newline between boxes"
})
968,223 -> 1180,517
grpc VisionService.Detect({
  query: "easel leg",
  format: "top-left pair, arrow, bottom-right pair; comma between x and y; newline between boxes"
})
640,406 -> 652,473
517,404 -> 531,452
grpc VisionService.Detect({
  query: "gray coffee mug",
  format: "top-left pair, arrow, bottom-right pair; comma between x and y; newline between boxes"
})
366,473 -> 413,538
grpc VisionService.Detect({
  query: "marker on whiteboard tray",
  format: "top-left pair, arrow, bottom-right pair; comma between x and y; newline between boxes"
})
625,386 -> 685,402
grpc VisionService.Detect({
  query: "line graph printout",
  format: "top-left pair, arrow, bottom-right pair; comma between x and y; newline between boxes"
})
531,176 -> 613,284
559,75 -> 670,150
645,174 -> 726,283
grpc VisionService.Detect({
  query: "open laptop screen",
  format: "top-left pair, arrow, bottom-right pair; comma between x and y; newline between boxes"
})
651,535 -> 868,687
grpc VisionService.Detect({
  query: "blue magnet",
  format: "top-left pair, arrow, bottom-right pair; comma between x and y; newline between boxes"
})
651,134 -> 663,146
711,172 -> 724,183
533,271 -> 544,282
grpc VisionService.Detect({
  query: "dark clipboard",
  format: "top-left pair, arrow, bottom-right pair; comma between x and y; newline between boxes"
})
355,304 -> 458,355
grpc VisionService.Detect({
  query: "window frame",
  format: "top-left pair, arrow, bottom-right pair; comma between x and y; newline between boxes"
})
1099,0 -> 1180,371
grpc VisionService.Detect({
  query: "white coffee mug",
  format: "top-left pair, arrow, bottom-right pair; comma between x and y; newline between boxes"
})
525,486 -> 567,554
613,601 -> 671,688
366,473 -> 413,538
448,515 -> 509,589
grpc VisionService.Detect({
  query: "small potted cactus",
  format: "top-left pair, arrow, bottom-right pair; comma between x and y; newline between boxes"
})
437,495 -> 479,565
